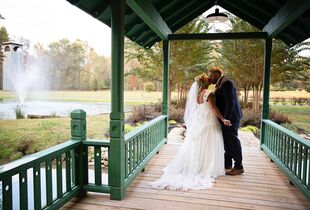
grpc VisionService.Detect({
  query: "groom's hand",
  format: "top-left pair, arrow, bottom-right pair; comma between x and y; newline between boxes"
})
223,119 -> 232,126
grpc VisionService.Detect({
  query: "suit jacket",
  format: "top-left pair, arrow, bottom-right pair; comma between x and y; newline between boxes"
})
214,76 -> 243,127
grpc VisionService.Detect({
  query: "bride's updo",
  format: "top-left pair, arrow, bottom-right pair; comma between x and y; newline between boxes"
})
195,73 -> 210,92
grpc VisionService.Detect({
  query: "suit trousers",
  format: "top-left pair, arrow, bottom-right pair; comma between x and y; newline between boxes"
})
221,121 -> 243,169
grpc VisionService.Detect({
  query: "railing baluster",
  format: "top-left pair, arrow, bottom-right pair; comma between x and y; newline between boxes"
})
140,133 -> 143,161
129,141 -> 133,175
282,135 -> 287,166
302,147 -> 308,185
19,170 -> 28,210
46,159 -> 53,206
71,150 -> 76,186
303,147 -> 307,185
286,136 -> 290,167
298,144 -> 303,179
56,155 -> 63,199
290,137 -> 294,170
125,142 -> 128,178
2,177 -> 13,210
66,151 -> 71,192
133,139 -> 137,169
33,164 -> 41,210
94,146 -> 102,185
294,141 -> 298,175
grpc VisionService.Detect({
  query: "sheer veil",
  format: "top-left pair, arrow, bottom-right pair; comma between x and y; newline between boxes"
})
183,82 -> 199,130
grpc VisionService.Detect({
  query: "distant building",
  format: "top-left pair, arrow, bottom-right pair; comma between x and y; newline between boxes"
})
1,42 -> 23,90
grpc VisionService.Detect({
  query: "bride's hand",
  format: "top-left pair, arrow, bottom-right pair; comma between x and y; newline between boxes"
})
222,119 -> 232,126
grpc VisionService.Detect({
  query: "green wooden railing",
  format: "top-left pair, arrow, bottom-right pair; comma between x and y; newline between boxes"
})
124,115 -> 167,188
0,111 -> 167,209
0,140 -> 81,210
261,119 -> 310,200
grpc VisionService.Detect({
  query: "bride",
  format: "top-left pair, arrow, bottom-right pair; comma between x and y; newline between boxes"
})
149,73 -> 230,191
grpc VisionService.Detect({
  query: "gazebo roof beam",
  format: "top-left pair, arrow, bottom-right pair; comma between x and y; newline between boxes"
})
263,0 -> 310,38
126,0 -> 172,40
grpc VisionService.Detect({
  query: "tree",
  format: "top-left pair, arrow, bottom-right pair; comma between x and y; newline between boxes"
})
125,17 -> 213,105
33,39 -> 110,91
218,16 -> 309,111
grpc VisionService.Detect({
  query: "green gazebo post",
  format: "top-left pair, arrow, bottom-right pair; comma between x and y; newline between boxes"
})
162,40 -> 170,140
109,0 -> 126,200
260,38 -> 272,147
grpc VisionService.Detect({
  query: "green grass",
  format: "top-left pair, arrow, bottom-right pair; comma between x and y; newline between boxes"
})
0,115 -> 110,164
271,105 -> 310,133
0,90 -> 177,103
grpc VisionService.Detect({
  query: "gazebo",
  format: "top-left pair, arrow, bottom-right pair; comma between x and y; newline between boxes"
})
0,0 -> 310,209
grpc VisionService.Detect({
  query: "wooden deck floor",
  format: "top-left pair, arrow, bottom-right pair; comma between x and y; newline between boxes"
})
63,131 -> 310,210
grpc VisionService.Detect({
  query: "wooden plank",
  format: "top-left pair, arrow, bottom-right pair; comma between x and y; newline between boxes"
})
263,0 -> 310,38
126,0 -> 171,40
61,131 -> 310,209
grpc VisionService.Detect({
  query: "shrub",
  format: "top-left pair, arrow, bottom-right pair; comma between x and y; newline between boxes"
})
240,101 -> 253,109
169,120 -> 177,125
125,124 -> 135,134
269,110 -> 292,124
127,103 -> 161,123
16,139 -> 34,155
241,125 -> 259,133
15,106 -> 25,119
241,109 -> 261,128
240,125 -> 260,138
143,82 -> 154,92
241,108 -> 292,128
169,106 -> 185,123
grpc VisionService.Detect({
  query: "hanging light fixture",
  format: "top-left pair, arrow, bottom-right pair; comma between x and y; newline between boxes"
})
206,0 -> 229,23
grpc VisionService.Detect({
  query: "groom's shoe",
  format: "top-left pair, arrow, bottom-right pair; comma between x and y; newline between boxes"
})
225,168 -> 244,175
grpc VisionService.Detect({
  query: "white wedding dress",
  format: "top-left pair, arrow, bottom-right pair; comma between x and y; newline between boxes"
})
149,82 -> 225,191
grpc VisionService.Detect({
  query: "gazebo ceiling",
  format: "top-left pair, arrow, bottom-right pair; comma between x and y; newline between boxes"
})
67,0 -> 310,48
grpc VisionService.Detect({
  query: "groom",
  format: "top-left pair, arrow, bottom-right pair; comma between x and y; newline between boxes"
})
208,67 -> 244,175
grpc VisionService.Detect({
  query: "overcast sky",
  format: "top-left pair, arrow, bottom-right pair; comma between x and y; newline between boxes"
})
0,0 -> 112,56
0,0 -> 309,57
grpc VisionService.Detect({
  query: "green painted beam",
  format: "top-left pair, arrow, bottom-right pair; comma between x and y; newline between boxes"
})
263,0 -> 310,38
260,38 -> 272,146
168,32 -> 268,40
162,40 -> 169,140
126,0 -> 172,40
261,38 -> 272,120
109,0 -> 126,200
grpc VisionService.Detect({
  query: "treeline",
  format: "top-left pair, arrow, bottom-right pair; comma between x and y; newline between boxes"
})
31,39 -> 111,90
125,16 -> 310,110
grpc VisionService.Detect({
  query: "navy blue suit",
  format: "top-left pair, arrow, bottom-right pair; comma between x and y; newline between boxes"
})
215,76 -> 243,169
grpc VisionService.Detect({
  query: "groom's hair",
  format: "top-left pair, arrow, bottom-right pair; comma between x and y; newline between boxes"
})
208,67 -> 223,75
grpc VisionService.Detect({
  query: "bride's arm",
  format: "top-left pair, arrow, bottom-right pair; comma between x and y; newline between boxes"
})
207,93 -> 231,126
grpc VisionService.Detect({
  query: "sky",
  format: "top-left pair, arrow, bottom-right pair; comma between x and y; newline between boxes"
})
0,0 -> 112,56
0,0 -> 229,57
0,0 -> 309,57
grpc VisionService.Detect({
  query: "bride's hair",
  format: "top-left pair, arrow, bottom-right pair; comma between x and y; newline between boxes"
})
195,73 -> 210,92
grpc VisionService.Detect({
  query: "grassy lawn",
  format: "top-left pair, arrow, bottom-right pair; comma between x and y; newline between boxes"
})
0,115 -> 110,164
0,90 -> 178,104
1,90 -> 309,103
271,105 -> 310,132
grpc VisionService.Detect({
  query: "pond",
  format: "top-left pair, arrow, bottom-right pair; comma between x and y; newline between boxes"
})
0,99 -> 134,120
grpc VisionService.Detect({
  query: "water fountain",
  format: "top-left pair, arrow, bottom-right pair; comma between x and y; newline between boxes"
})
3,42 -> 35,105
0,42 -> 132,120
